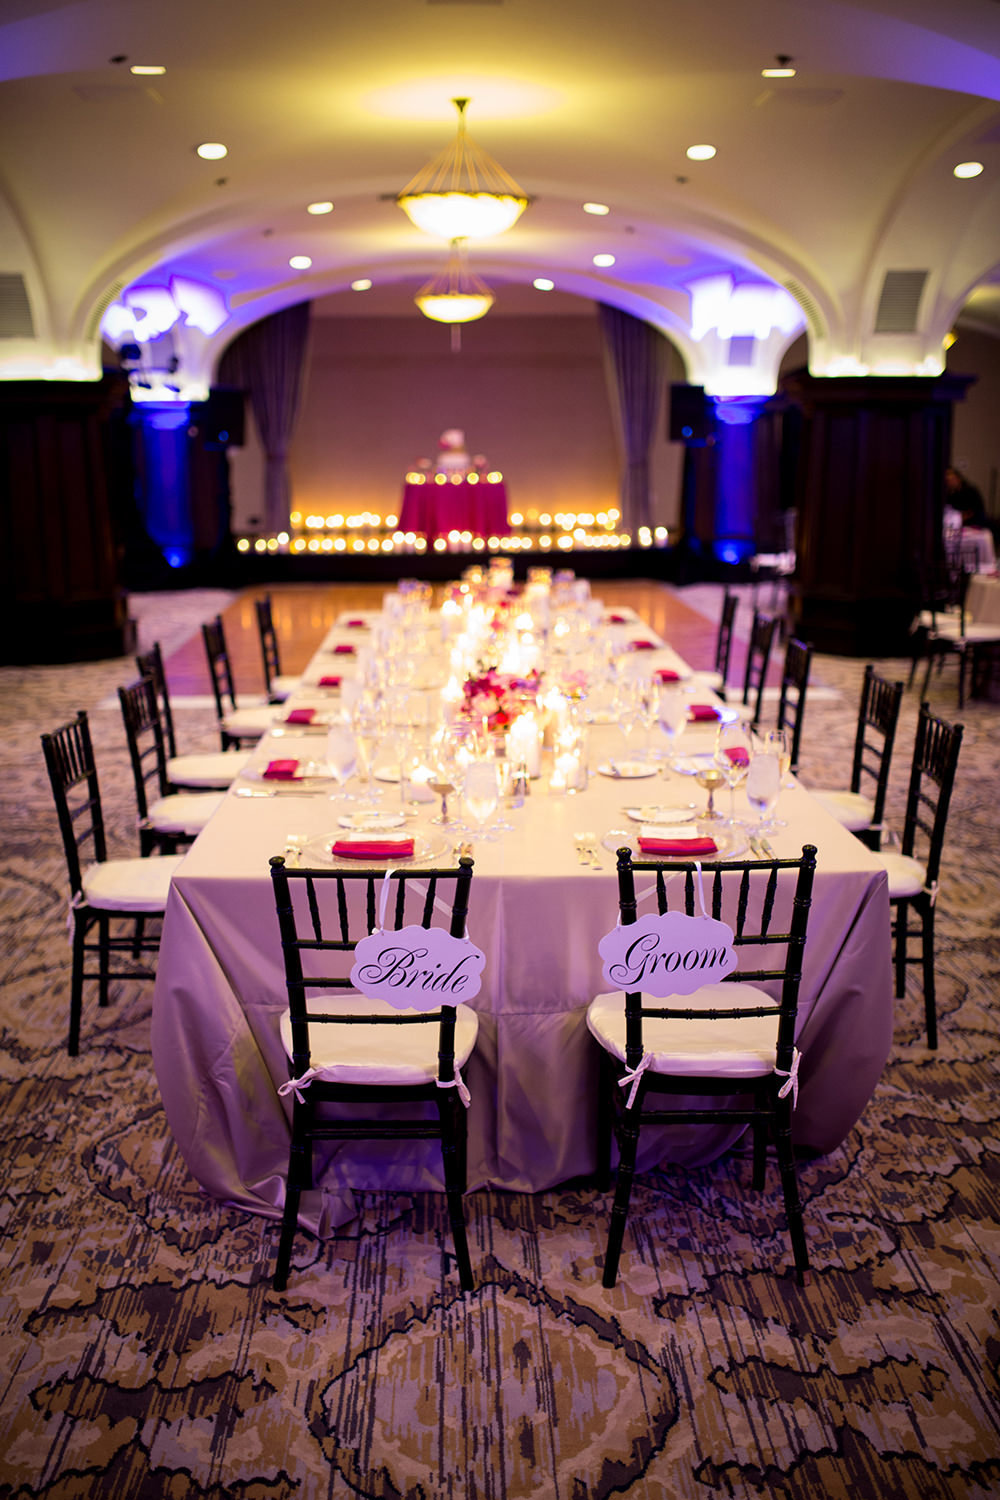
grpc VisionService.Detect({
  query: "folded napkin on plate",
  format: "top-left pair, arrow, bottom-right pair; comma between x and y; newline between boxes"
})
655,668 -> 681,682
318,674 -> 342,687
629,639 -> 657,651
263,759 -> 300,780
606,612 -> 628,624
333,643 -> 356,655
284,707 -> 316,724
688,703 -> 721,721
639,834 -> 718,855
723,746 -> 750,766
331,838 -> 415,859
346,618 -> 366,628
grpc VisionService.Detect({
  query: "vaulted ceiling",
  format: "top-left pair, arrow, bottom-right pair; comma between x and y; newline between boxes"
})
2,0 -> 998,397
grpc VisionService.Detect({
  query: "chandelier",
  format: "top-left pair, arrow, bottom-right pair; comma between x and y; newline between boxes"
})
397,98 -> 530,241
415,239 -> 494,325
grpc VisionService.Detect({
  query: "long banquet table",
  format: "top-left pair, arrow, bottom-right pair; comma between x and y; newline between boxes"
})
151,604 -> 894,1234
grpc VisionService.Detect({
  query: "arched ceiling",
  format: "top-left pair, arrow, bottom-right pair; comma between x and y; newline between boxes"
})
1,0 -> 998,393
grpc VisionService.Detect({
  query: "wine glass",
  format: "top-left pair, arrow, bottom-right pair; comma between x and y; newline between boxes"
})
715,720 -> 752,825
462,760 -> 500,843
746,750 -> 782,835
656,687 -> 687,773
325,723 -> 358,799
428,737 -> 459,826
351,701 -> 384,810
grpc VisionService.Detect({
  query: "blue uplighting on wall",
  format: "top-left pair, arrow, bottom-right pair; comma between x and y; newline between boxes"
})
132,402 -> 194,569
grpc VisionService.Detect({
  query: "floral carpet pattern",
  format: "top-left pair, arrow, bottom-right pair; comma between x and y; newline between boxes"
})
0,585 -> 998,1500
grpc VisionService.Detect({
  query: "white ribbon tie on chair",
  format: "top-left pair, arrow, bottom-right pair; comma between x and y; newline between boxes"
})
775,1047 -> 801,1108
619,1052 -> 652,1110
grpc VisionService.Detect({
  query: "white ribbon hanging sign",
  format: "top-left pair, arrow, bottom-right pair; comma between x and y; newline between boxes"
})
598,910 -> 736,996
350,925 -> 486,1010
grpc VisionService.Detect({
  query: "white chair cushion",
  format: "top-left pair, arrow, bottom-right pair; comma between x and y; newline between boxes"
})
221,705 -> 278,738
808,788 -> 876,832
280,994 -> 479,1087
167,750 -> 252,788
587,983 -> 780,1079
268,674 -> 302,701
874,851 -> 927,899
82,854 -> 184,911
147,792 -> 226,835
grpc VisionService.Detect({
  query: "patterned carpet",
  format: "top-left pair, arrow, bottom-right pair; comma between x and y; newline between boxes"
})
1,585 -> 998,1500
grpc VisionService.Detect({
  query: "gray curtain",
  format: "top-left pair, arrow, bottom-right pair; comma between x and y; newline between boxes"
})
218,301 -> 312,532
598,303 -> 669,531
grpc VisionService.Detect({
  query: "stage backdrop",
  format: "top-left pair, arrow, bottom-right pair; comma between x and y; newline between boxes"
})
228,304 -> 687,535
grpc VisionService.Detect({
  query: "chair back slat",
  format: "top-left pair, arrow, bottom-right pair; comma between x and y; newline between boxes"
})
136,642 -> 177,761
41,711 -> 108,895
742,612 -> 779,730
715,591 -> 738,692
255,596 -> 284,700
900,703 -> 963,884
119,677 -> 171,822
776,637 -> 813,772
201,617 -> 238,716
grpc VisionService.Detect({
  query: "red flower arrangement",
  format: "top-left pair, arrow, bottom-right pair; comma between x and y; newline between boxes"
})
462,669 -> 539,730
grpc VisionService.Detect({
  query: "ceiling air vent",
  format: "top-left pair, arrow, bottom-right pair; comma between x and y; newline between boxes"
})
783,280 -> 825,340
728,335 -> 756,367
874,270 -> 927,334
0,274 -> 35,338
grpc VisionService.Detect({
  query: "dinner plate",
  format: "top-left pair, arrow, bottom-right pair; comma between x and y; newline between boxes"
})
301,832 -> 450,869
336,809 -> 406,830
623,802 -> 698,823
596,760 -> 657,779
601,826 -> 749,861
670,753 -> 718,776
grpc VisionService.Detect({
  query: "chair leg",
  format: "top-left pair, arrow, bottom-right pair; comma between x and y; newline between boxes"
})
773,1099 -> 810,1286
98,914 -> 111,1007
437,1093 -> 474,1292
132,915 -> 146,959
893,899 -> 908,998
921,900 -> 938,1050
751,1118 -> 767,1192
602,1085 -> 644,1289
594,1049 -> 614,1191
69,916 -> 86,1056
956,647 -> 966,711
273,1114 -> 311,1292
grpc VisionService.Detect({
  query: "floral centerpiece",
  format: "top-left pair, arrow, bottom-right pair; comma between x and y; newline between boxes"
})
462,668 -> 539,730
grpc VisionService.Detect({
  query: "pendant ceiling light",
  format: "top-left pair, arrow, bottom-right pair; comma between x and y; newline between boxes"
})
397,98 -> 530,241
415,238 -> 494,325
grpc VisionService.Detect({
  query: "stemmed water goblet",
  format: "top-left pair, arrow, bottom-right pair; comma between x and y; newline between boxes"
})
325,723 -> 359,801
462,760 -> 500,843
745,749 -> 782,837
715,719 -> 752,826
656,687 -> 687,774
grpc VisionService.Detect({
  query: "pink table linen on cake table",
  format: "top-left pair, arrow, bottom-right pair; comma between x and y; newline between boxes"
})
398,478 -> 508,540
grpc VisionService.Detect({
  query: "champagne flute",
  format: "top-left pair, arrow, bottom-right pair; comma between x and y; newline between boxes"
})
462,760 -> 500,843
352,701 -> 384,810
656,687 -> 687,774
746,750 -> 782,835
715,720 -> 752,826
761,727 -> 791,825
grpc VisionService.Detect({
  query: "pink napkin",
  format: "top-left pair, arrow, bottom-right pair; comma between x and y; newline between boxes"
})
331,838 -> 415,859
688,704 -> 721,721
655,668 -> 681,682
318,675 -> 342,687
346,618 -> 366,628
284,708 -> 316,724
629,639 -> 657,651
333,644 -> 356,655
263,759 -> 300,780
638,836 -> 718,855
606,613 -> 628,624
723,746 -> 750,766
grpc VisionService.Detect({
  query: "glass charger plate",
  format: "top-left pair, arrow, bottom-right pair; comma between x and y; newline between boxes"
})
596,760 -> 657,779
623,802 -> 698,823
336,809 -> 406,830
601,826 -> 750,861
301,832 -> 450,869
671,753 -> 718,776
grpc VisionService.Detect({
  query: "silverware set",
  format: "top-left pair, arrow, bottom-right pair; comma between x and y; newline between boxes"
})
573,833 -> 602,868
749,834 -> 777,858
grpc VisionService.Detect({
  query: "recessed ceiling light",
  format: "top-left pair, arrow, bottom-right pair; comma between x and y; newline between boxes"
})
583,202 -> 610,216
533,277 -> 554,291
762,54 -> 795,78
289,255 -> 312,270
130,65 -> 166,76
593,254 -> 616,268
196,142 -> 227,160
351,278 -> 372,291
307,201 -> 334,215
953,161 -> 984,179
686,144 -> 717,161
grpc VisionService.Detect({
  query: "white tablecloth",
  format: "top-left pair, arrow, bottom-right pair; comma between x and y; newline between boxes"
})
151,613 -> 893,1233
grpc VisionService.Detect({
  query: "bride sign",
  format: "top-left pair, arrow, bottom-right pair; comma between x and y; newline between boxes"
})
350,925 -> 486,1010
598,910 -> 736,996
